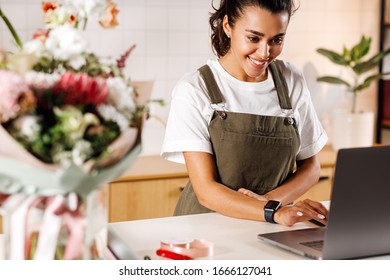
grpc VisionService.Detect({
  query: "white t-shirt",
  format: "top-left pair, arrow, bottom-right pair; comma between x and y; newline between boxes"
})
161,59 -> 328,164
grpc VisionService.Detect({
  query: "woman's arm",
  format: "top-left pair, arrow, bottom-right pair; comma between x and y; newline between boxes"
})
184,151 -> 327,225
238,155 -> 321,205
262,154 -> 320,205
184,151 -> 265,221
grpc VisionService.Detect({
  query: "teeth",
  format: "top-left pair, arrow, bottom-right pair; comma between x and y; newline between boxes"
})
249,57 -> 266,65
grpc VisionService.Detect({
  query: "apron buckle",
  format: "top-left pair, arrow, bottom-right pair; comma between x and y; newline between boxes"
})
285,117 -> 295,125
216,111 -> 227,120
210,103 -> 227,120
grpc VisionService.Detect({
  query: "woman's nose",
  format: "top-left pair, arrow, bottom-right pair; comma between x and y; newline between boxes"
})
256,42 -> 270,59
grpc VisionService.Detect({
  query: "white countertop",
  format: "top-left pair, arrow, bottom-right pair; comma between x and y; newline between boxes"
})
109,212 -> 317,260
2,201 -> 390,260
109,200 -> 390,260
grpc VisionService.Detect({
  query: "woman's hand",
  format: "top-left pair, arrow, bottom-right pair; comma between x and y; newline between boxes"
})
237,188 -> 267,201
273,199 -> 328,227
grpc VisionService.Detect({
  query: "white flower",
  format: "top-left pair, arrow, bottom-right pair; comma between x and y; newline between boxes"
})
106,77 -> 136,111
66,0 -> 107,21
52,139 -> 93,167
45,24 -> 87,69
23,39 -> 46,58
12,115 -> 41,142
72,140 -> 93,166
44,6 -> 76,29
99,57 -> 117,75
24,71 -> 60,90
97,104 -> 129,132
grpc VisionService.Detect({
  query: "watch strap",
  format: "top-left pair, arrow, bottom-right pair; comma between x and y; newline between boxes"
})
264,208 -> 276,223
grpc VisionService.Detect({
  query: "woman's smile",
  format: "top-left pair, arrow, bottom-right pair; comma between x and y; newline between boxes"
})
220,6 -> 289,82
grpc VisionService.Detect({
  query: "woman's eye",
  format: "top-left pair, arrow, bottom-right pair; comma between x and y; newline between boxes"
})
248,37 -> 259,43
270,38 -> 284,45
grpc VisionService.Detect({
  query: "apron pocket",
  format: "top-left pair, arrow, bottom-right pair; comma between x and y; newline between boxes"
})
216,130 -> 295,193
222,130 -> 292,146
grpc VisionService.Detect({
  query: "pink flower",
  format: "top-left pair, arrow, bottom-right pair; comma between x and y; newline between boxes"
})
0,70 -> 36,123
54,72 -> 108,106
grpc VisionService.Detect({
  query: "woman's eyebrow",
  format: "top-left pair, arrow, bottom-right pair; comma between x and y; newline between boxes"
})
245,29 -> 286,38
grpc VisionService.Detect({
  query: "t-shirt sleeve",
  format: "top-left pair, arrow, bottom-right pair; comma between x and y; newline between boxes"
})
293,70 -> 328,160
161,80 -> 213,164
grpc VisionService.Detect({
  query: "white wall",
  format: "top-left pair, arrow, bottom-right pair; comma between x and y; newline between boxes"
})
0,0 -> 381,154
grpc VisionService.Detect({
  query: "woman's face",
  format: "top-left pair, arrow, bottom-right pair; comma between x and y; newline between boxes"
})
221,6 -> 289,82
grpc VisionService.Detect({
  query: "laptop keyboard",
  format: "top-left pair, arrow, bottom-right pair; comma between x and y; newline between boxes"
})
300,240 -> 324,251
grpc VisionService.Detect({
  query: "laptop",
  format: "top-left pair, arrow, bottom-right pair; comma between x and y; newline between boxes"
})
257,145 -> 390,260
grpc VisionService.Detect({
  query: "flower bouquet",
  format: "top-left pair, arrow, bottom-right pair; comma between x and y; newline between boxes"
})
0,1 -> 147,259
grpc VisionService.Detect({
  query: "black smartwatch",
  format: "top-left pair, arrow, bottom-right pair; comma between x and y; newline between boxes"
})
264,200 -> 281,223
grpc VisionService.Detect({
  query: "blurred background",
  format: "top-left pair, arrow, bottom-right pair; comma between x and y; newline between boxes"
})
1,0 -> 387,155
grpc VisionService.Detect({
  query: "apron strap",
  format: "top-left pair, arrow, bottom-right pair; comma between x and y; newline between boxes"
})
198,65 -> 224,104
199,61 -> 292,110
269,60 -> 292,110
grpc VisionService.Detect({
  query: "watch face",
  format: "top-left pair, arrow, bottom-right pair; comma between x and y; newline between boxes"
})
265,200 -> 281,210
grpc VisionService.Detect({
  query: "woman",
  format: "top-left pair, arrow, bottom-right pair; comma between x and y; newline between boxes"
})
161,0 -> 328,226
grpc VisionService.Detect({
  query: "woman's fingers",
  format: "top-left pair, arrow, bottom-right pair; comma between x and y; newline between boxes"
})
275,199 -> 328,227
301,199 -> 328,217
295,199 -> 328,219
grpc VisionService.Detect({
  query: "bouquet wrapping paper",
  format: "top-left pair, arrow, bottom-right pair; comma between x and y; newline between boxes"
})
0,127 -> 141,259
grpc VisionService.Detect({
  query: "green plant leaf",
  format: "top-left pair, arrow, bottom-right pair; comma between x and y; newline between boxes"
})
350,36 -> 371,62
354,71 -> 390,92
0,8 -> 23,49
343,46 -> 351,61
316,48 -> 349,66
317,76 -> 351,87
352,48 -> 390,75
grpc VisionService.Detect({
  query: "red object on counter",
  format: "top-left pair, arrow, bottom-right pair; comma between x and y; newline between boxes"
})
156,249 -> 193,260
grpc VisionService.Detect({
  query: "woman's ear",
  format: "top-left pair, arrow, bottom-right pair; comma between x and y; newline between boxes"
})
222,15 -> 231,38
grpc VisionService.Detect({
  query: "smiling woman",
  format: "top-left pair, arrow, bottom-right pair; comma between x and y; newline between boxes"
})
161,0 -> 329,227
219,4 -> 289,82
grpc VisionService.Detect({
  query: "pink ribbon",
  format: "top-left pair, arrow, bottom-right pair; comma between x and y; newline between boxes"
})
49,193 -> 86,260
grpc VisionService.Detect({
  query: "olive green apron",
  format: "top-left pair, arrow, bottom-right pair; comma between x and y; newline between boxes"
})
174,61 -> 300,215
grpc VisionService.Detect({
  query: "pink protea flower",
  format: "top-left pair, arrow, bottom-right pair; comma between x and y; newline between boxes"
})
0,70 -> 36,123
54,72 -> 108,106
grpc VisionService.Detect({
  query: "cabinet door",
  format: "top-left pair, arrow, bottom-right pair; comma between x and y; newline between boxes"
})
109,177 -> 188,222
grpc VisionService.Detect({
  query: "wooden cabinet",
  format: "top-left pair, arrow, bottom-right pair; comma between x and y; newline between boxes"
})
108,156 -> 188,222
108,146 -> 337,222
109,177 -> 187,222
295,167 -> 334,202
296,145 -> 336,202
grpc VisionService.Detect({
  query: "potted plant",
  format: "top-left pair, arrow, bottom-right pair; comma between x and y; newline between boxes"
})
317,35 -> 390,150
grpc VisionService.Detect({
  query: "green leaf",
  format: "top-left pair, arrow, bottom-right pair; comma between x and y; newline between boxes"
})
0,8 -> 23,49
352,48 -> 390,75
350,36 -> 371,62
317,76 -> 351,87
316,48 -> 349,66
343,46 -> 351,61
354,71 -> 390,92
